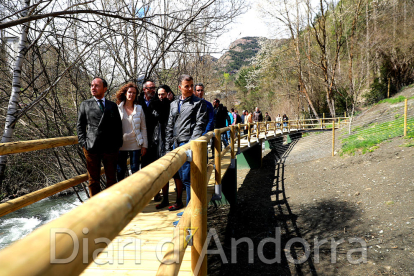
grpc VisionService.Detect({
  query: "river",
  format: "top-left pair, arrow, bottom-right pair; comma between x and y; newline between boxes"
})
0,193 -> 88,250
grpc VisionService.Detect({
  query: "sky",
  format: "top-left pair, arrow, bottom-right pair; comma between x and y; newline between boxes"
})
211,1 -> 272,59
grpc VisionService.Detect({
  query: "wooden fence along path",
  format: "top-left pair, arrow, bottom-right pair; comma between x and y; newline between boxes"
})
0,117 -> 348,276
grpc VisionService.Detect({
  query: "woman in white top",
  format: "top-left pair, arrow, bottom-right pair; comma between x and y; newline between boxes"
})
115,82 -> 148,181
275,114 -> 282,128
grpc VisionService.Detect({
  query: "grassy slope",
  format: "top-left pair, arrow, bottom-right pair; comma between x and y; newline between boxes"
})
342,117 -> 414,155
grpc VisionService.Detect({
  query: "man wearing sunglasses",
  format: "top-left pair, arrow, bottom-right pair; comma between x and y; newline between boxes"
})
138,80 -> 164,200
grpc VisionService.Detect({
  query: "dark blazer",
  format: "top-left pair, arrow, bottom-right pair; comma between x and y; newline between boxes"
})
77,98 -> 123,153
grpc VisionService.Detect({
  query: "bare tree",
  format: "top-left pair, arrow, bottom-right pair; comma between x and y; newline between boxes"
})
0,0 -> 246,192
259,0 -> 320,118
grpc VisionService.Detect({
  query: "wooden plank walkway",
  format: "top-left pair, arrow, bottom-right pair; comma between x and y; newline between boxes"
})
80,127 -> 326,275
80,154 -> 232,276
80,126 -> 332,275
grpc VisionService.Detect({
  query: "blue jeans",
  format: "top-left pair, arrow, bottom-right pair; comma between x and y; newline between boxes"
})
221,133 -> 229,148
174,142 -> 191,204
117,149 -> 141,181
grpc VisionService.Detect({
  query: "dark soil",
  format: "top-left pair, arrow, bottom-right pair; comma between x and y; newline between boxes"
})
207,131 -> 414,275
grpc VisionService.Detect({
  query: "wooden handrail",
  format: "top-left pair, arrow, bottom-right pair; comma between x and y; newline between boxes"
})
0,171 -> 90,217
216,126 -> 230,135
156,202 -> 192,276
0,141 -> 191,275
0,136 -> 78,155
0,156 -> 129,217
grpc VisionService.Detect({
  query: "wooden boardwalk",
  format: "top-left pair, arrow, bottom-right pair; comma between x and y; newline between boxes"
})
80,154 -> 232,276
0,119 -> 346,276
80,128 -> 306,275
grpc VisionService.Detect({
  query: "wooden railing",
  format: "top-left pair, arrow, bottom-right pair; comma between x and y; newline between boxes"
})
0,117 -> 348,276
0,117 -> 348,217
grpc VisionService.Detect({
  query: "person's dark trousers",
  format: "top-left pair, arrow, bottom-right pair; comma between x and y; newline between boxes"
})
141,146 -> 157,168
117,149 -> 141,181
83,148 -> 118,196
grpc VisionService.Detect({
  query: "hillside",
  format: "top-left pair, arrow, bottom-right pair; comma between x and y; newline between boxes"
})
217,36 -> 263,73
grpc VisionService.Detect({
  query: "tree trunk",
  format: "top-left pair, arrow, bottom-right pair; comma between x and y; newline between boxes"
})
366,2 -> 370,86
0,0 -> 31,189
373,1 -> 380,79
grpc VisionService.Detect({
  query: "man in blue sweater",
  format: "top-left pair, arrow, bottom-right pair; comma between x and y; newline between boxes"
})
194,83 -> 214,135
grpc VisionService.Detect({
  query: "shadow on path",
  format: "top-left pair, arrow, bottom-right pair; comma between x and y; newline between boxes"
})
208,136 -> 317,275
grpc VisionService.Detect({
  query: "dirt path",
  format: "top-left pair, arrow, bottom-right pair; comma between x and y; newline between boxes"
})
207,131 -> 414,275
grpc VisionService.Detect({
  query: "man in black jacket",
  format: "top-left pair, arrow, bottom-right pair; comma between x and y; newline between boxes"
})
137,80 -> 166,201
138,80 -> 160,167
77,77 -> 123,196
165,75 -> 207,206
212,99 -> 230,147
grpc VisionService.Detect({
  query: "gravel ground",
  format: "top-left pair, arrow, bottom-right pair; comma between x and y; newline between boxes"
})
207,130 -> 414,275
206,89 -> 414,275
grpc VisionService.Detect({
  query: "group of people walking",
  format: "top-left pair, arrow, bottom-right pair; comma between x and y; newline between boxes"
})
77,76 -> 290,211
77,75 -> 212,211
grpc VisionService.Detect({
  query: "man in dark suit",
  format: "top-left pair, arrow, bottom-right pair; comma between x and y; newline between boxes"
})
77,77 -> 123,196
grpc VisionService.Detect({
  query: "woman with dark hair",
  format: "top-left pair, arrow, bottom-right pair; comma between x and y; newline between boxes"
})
115,82 -> 148,181
282,114 -> 289,132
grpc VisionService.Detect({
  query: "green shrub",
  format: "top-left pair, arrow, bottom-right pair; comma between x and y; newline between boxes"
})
363,78 -> 389,105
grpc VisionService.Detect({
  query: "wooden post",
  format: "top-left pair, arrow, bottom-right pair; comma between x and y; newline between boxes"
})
388,78 -> 391,98
214,129 -> 221,186
274,121 -> 277,135
190,140 -> 208,276
404,99 -> 408,137
323,113 -> 325,128
344,112 -> 346,118
230,126 -> 235,159
332,120 -> 335,157
247,123 -> 251,145
288,120 -> 290,132
237,123 -> 241,152
256,122 -> 259,140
